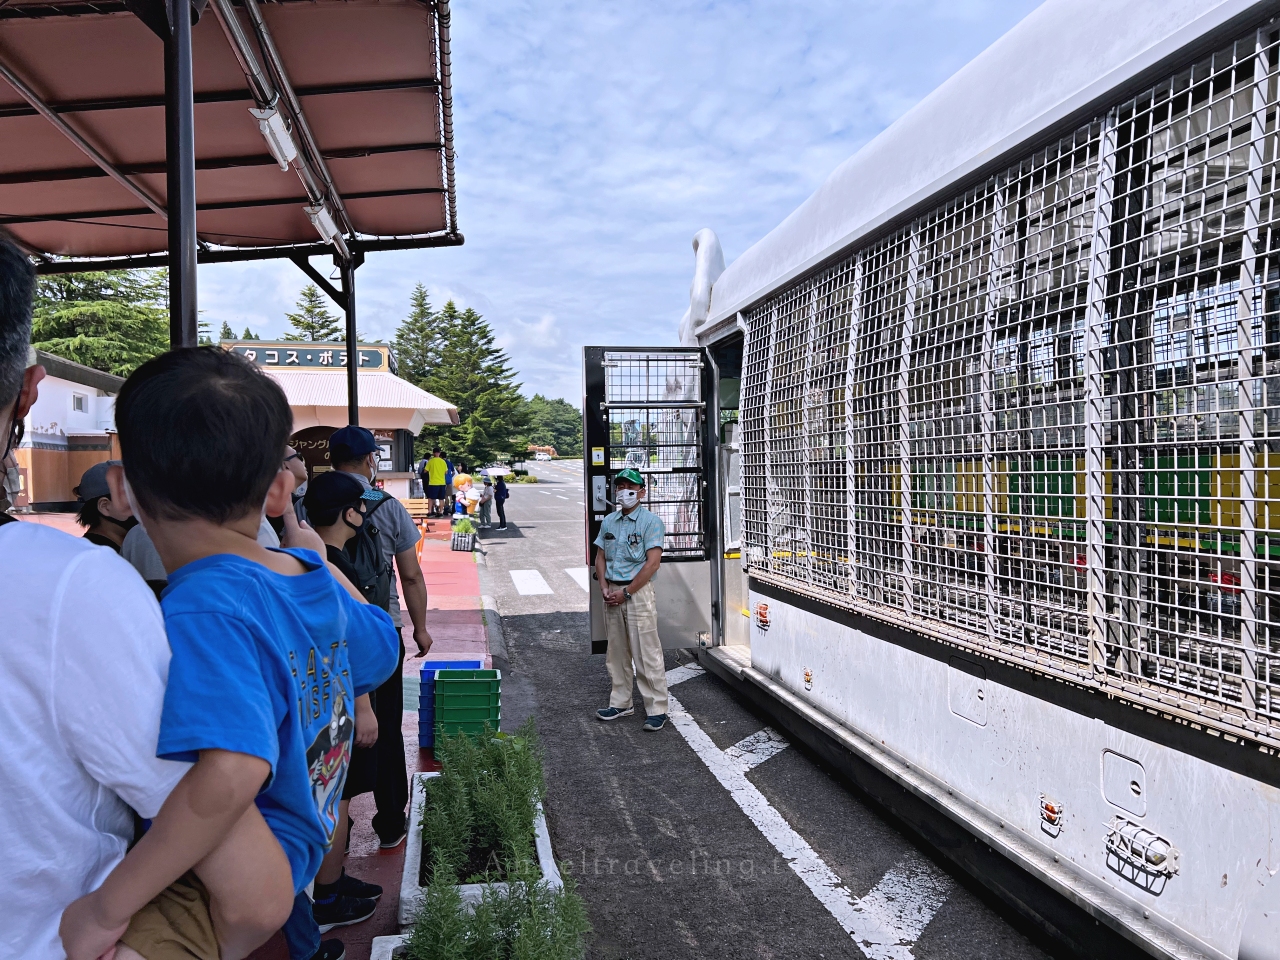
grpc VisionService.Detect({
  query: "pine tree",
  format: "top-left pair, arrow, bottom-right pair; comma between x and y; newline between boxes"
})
242,327 -> 260,340
31,269 -> 169,377
219,321 -> 235,341
282,285 -> 341,342
392,282 -> 441,387
425,302 -> 528,467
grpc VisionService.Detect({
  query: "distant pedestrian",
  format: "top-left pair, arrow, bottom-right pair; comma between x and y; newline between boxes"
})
425,447 -> 447,517
73,460 -> 135,553
477,477 -> 494,529
593,468 -> 668,731
494,474 -> 509,530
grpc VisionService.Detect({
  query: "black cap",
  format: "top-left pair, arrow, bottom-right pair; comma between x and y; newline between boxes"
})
303,470 -> 366,517
74,460 -> 120,502
328,425 -> 378,463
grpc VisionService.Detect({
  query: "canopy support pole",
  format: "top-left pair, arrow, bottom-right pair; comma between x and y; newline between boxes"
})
165,0 -> 198,348
339,252 -> 364,425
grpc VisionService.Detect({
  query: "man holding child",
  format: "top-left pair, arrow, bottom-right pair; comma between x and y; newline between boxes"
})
0,232 -> 403,960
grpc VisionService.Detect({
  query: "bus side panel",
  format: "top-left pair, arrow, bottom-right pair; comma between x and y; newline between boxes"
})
748,588 -> 1280,959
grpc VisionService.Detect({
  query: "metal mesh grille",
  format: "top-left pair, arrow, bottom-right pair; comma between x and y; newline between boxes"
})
739,23 -> 1280,748
604,352 -> 705,558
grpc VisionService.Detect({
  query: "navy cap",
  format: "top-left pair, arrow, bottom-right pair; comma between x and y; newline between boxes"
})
74,460 -> 120,502
328,425 -> 378,462
303,470 -> 367,516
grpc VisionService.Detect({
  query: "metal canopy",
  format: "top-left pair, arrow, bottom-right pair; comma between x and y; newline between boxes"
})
0,0 -> 460,270
0,0 -> 460,425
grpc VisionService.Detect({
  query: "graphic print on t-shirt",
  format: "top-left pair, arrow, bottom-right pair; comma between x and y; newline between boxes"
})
305,686 -> 353,842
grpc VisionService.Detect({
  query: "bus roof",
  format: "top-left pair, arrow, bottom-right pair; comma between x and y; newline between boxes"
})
701,0 -> 1265,338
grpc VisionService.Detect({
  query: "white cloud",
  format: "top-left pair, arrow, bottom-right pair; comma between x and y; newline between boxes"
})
199,0 -> 1044,400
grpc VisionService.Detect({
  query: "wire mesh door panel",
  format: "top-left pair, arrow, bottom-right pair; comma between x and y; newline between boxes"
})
733,18 -> 1280,751
603,351 -> 707,560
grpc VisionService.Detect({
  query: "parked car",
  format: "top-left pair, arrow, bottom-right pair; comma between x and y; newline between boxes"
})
534,452 -> 552,461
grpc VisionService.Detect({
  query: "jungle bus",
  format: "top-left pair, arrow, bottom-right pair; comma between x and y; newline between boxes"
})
583,1 -> 1280,958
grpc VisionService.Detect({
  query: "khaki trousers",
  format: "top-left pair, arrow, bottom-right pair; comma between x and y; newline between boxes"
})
604,580 -> 668,716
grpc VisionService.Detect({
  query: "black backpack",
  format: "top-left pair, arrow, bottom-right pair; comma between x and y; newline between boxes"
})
343,491 -> 394,611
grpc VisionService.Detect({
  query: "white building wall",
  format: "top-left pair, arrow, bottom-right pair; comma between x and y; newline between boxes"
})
23,374 -> 116,444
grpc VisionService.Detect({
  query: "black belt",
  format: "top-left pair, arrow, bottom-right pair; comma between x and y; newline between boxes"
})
606,579 -> 632,586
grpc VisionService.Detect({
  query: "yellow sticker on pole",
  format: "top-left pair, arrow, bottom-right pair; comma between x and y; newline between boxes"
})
591,447 -> 604,465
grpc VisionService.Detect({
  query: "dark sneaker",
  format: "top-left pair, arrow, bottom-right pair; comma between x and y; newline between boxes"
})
596,706 -> 634,722
308,939 -> 346,960
313,893 -> 377,932
330,869 -> 383,901
378,829 -> 407,850
642,714 -> 668,732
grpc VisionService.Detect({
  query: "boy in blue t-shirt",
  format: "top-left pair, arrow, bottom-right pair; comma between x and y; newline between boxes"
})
58,347 -> 399,960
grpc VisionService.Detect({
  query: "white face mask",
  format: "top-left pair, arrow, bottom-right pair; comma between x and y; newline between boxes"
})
617,489 -> 640,509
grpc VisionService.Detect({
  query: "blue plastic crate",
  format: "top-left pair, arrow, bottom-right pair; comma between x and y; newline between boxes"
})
417,659 -> 482,747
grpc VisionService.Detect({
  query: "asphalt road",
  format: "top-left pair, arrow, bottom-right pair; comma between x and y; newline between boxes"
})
478,461 -> 1054,960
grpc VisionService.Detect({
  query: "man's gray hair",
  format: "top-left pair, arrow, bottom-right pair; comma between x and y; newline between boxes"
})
0,233 -> 35,409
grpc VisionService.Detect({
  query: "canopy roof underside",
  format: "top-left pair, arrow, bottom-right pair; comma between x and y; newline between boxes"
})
0,0 -> 458,265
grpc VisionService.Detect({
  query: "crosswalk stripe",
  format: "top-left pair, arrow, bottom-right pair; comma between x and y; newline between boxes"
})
564,567 -> 590,591
509,569 -> 554,595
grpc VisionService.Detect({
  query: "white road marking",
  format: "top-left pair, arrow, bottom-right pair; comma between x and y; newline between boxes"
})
725,728 -> 789,771
665,662 -> 705,686
666,669 -> 951,959
557,495 -> 570,500
509,569 -> 554,595
564,567 -> 591,591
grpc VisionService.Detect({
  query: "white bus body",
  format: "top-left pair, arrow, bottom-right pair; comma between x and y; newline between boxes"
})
674,2 -> 1280,958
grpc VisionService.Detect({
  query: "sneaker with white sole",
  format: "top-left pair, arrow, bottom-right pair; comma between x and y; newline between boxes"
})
596,706 -> 634,721
308,939 -> 346,960
312,893 -> 376,932
642,714 -> 668,732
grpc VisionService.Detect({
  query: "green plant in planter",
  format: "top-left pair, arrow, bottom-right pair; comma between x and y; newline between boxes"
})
419,721 -> 547,884
406,854 -> 590,960
453,517 -> 476,535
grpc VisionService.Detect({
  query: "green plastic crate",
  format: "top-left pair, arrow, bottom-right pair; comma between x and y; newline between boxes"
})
435,703 -> 502,723
434,669 -> 501,738
436,719 -> 498,738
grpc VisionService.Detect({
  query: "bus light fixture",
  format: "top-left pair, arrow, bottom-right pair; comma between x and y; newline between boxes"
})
304,202 -> 340,245
249,103 -> 297,170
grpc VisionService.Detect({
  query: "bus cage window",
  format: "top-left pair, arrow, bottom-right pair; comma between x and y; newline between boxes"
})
739,23 -> 1280,750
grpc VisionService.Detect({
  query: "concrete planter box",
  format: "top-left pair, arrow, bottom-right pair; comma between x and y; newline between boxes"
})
398,771 -> 563,929
369,935 -> 407,960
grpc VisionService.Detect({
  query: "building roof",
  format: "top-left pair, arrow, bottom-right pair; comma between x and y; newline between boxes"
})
0,0 -> 459,267
700,0 -> 1265,337
35,349 -> 125,393
265,367 -> 458,434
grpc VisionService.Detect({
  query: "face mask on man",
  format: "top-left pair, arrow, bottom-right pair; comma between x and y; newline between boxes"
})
617,489 -> 640,509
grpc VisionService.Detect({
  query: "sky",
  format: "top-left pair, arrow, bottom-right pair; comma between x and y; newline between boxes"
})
198,0 -> 1045,402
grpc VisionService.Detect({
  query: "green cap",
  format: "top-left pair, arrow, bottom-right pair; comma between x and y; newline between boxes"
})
615,468 -> 645,486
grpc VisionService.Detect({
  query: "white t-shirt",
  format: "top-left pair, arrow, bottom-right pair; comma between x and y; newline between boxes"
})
0,521 -> 189,959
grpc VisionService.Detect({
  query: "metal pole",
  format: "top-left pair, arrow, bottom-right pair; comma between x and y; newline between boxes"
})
165,0 -> 198,347
1084,112 -> 1119,679
898,225 -> 921,614
983,181 -> 1008,646
342,257 -> 359,425
1236,28 -> 1269,719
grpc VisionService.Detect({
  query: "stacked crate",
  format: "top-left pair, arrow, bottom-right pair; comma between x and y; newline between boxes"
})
417,659 -> 482,748
433,669 -> 501,739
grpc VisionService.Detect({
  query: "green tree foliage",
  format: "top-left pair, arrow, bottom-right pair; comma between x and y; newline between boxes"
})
425,301 -> 528,468
219,321 -> 235,341
241,327 -> 260,340
519,394 -> 582,456
392,283 -> 443,387
31,270 -> 168,377
282,284 -> 341,342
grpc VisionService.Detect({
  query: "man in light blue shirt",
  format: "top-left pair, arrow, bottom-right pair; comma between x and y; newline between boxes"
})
592,468 -> 668,731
